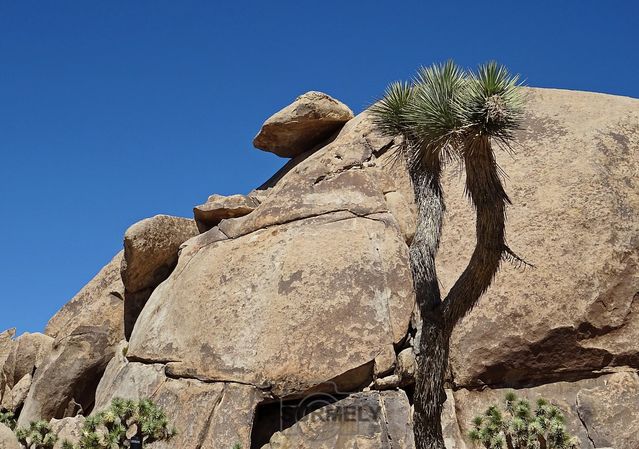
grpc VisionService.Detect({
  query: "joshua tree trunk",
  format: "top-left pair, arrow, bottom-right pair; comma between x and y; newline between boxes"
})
410,136 -> 512,449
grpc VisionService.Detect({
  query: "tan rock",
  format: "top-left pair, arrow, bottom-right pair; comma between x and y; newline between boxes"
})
0,423 -> 20,449
129,212 -> 414,397
121,215 -> 198,336
18,326 -> 118,425
50,416 -> 85,449
433,88 -> 639,386
93,358 -> 261,449
260,390 -> 415,449
1,373 -> 31,412
450,372 -> 639,449
45,252 -> 125,342
253,91 -> 354,158
193,194 -> 259,233
121,215 -> 198,293
2,332 -> 52,389
576,371 -> 639,449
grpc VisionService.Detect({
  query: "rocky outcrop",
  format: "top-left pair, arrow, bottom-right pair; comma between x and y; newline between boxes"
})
49,416 -> 85,449
260,390 -> 415,449
445,370 -> 639,449
193,194 -> 259,232
3,88 -> 638,449
93,348 -> 261,449
253,91 -> 354,158
437,88 -> 639,388
20,252 -> 127,425
18,326 -> 116,425
121,215 -> 198,337
128,110 -> 414,398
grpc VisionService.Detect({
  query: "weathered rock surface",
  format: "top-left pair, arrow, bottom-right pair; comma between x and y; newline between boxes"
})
448,370 -> 639,449
253,91 -> 354,158
120,215 -> 198,337
261,390 -> 415,449
0,423 -> 20,449
1,373 -> 31,411
50,416 -> 85,449
93,350 -> 261,449
18,326 -> 117,425
193,194 -> 259,232
45,252 -> 125,343
121,215 -> 198,294
436,88 -> 639,387
2,332 -> 52,389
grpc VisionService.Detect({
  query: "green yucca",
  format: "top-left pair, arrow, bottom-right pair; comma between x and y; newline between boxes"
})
66,398 -> 176,449
0,408 -> 17,430
468,394 -> 579,449
15,420 -> 58,449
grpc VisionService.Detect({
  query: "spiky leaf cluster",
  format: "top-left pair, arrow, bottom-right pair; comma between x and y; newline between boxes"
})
370,60 -> 524,170
468,393 -> 580,449
15,420 -> 58,449
72,398 -> 175,449
0,408 -> 17,430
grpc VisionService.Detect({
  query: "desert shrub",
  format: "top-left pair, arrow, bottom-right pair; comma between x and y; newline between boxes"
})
15,420 -> 57,449
0,408 -> 17,430
468,392 -> 580,449
74,398 -> 175,449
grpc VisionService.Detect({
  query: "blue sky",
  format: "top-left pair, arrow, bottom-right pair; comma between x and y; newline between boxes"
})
1,1 -> 637,334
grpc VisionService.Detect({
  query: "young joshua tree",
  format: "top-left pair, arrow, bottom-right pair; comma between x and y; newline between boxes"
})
371,61 -> 525,449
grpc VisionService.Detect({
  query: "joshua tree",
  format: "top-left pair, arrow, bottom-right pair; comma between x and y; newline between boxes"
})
74,398 -> 175,449
0,408 -> 17,430
15,420 -> 58,449
371,61 -> 525,449
469,393 -> 580,449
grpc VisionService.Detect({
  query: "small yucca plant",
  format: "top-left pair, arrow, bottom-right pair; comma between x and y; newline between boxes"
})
468,393 -> 580,449
0,408 -> 17,430
73,398 -> 175,449
15,420 -> 58,449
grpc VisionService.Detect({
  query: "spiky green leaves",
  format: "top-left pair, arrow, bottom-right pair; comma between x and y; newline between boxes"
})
15,420 -> 58,449
468,393 -> 579,449
0,408 -> 16,430
74,398 -> 175,449
370,60 -> 524,170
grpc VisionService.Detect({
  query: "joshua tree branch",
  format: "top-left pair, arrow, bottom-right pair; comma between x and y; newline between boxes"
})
441,136 -> 510,330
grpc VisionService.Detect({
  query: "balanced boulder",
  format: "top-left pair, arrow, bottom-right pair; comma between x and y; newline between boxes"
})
253,91 -> 354,158
193,194 -> 259,233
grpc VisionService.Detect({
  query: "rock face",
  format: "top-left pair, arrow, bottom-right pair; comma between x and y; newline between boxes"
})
93,348 -> 261,449
261,390 -> 415,449
4,88 -> 639,449
193,193 -> 259,233
437,88 -> 639,388
120,215 -> 198,336
253,91 -> 355,158
128,111 -> 414,398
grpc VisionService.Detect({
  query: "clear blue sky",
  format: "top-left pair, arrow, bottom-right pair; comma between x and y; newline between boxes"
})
1,1 -> 637,334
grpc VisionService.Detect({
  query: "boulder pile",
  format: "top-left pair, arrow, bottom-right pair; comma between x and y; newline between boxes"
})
2,89 -> 638,449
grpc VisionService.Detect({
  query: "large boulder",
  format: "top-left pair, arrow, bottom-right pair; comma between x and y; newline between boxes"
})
435,88 -> 639,387
18,326 -> 117,425
253,91 -> 355,158
2,332 -> 52,389
121,215 -> 198,294
128,111 -> 414,398
49,416 -> 86,449
260,390 -> 415,449
120,215 -> 198,337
